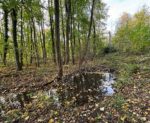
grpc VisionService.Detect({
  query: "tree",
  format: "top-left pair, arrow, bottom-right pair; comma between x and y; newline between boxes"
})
80,0 -> 96,66
20,0 -> 24,66
2,6 -> 9,65
65,0 -> 71,64
54,0 -> 63,78
113,7 -> 150,52
11,8 -> 22,70
48,0 -> 56,63
0,0 -> 107,71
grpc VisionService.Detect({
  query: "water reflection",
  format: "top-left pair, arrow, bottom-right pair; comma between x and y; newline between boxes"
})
57,72 -> 115,106
102,72 -> 115,96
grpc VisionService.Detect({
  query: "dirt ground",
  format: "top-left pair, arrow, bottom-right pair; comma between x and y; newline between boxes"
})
0,53 -> 150,123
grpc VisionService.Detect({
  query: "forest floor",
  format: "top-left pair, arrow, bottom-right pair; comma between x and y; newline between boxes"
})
0,52 -> 150,123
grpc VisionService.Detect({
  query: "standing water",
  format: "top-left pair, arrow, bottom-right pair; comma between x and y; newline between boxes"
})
101,72 -> 115,96
0,72 -> 116,111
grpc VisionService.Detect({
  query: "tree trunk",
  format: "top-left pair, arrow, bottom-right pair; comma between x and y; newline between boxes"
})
70,7 -> 75,65
78,23 -> 81,64
93,20 -> 96,58
39,23 -> 44,63
30,23 -> 33,64
3,8 -> 9,65
26,24 -> 30,65
65,0 -> 71,64
60,0 -> 66,64
41,20 -> 47,64
80,0 -> 96,66
11,9 -> 22,71
54,0 -> 63,79
32,18 -> 40,67
48,0 -> 56,63
20,2 -> 24,66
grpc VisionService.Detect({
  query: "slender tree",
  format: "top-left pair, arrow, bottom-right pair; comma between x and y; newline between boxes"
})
65,0 -> 71,64
93,20 -> 96,57
48,0 -> 56,63
60,0 -> 66,64
80,0 -> 96,66
32,17 -> 40,67
54,0 -> 63,78
2,7 -> 9,65
20,0 -> 24,66
11,8 -> 22,70
41,19 -> 47,64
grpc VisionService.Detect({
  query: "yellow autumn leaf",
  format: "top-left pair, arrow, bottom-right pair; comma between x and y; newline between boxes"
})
22,112 -> 29,119
121,115 -> 127,121
25,116 -> 29,121
38,103 -> 44,108
54,111 -> 58,115
122,103 -> 129,111
48,119 -> 54,123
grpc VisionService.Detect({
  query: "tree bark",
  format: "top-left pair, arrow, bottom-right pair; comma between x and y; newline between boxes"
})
3,8 -> 9,65
20,2 -> 24,66
30,22 -> 33,64
54,0 -> 63,79
93,20 -> 96,58
60,0 -> 66,64
39,23 -> 44,63
32,18 -> 40,67
11,9 -> 22,71
48,0 -> 56,63
70,6 -> 75,65
78,23 -> 81,64
41,20 -> 47,64
65,0 -> 71,64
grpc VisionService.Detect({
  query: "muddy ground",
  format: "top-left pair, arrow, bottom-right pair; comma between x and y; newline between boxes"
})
0,53 -> 150,123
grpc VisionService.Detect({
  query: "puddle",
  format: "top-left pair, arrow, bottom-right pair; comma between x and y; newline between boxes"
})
57,72 -> 116,106
102,72 -> 115,96
0,72 -> 116,113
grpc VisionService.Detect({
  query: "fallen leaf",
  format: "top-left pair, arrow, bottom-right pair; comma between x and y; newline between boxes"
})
120,115 -> 127,121
25,116 -> 29,121
48,119 -> 54,123
100,107 -> 105,111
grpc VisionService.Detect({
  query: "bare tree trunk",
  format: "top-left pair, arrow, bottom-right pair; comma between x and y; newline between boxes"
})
60,0 -> 66,64
11,9 -> 22,71
55,0 -> 63,79
20,2 -> 24,66
26,24 -> 30,66
93,20 -> 96,58
30,23 -> 33,64
65,0 -> 71,64
32,18 -> 40,67
39,23 -> 44,63
41,20 -> 47,64
73,29 -> 76,64
0,24 -> 3,60
3,8 -> 9,65
78,23 -> 81,64
70,6 -> 75,65
48,0 -> 56,63
80,0 -> 96,66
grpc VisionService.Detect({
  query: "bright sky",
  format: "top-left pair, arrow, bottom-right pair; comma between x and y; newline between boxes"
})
103,0 -> 150,33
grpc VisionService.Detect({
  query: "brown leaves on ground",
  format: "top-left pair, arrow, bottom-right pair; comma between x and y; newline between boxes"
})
0,54 -> 150,123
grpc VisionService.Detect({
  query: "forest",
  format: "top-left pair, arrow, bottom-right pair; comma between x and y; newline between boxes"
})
0,0 -> 150,123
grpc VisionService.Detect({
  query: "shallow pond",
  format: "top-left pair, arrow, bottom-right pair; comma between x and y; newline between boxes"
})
0,72 -> 116,112
57,72 -> 116,106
